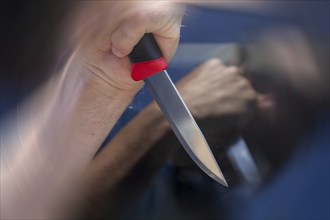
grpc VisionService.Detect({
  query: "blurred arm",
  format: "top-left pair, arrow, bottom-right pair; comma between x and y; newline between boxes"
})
1,1 -> 184,218
0,54 -> 141,219
82,58 -> 258,217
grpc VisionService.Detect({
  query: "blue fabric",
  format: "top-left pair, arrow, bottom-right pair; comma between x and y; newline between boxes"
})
237,113 -> 330,219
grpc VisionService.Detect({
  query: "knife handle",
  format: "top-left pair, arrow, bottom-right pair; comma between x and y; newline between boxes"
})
128,33 -> 168,81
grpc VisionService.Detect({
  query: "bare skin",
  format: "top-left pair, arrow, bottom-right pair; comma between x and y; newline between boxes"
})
177,58 -> 257,123
3,1 -> 311,219
82,58 -> 258,218
0,1 -> 184,219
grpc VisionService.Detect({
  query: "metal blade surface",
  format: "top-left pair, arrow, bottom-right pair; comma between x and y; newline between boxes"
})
145,70 -> 228,187
227,137 -> 261,185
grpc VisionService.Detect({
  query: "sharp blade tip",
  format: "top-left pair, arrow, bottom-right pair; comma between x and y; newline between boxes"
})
209,171 -> 228,187
216,176 -> 229,188
222,180 -> 229,188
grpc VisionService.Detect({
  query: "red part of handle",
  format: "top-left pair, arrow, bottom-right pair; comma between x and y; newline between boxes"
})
131,57 -> 168,81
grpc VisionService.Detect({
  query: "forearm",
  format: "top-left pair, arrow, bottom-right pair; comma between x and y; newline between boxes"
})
82,101 -> 173,218
1,52 -> 140,218
86,101 -> 171,189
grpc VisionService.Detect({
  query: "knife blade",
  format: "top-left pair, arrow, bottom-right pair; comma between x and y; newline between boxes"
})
128,33 -> 227,187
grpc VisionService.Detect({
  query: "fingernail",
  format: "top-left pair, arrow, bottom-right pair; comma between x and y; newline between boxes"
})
112,46 -> 123,57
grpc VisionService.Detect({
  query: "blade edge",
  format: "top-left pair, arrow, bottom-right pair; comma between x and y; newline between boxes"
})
145,71 -> 227,186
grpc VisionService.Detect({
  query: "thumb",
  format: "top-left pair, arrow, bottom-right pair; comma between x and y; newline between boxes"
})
111,2 -> 184,62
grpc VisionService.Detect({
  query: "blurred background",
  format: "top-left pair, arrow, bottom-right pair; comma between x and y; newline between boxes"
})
1,1 -> 329,219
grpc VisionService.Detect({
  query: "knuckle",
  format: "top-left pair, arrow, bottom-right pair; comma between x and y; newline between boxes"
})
207,58 -> 223,67
111,30 -> 133,53
147,10 -> 166,25
134,11 -> 147,24
238,77 -> 251,89
244,90 -> 258,107
226,66 -> 240,74
112,29 -> 128,42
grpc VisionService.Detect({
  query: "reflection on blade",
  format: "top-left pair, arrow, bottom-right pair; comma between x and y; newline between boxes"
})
227,137 -> 261,185
145,71 -> 228,187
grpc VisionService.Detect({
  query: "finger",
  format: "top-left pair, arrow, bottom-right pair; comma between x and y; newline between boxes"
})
219,66 -> 243,84
176,58 -> 224,89
191,58 -> 224,76
223,66 -> 241,75
202,58 -> 224,68
153,34 -> 180,63
111,3 -> 184,61
110,16 -> 146,57
256,93 -> 276,111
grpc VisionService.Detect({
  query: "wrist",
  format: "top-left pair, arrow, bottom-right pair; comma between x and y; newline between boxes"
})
78,61 -> 143,98
82,67 -> 142,102
72,45 -> 143,97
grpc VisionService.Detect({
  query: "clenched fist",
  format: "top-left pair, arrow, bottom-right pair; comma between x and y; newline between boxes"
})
74,1 -> 185,92
178,58 -> 257,126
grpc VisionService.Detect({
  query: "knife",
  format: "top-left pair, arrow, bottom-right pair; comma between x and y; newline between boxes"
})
128,33 -> 228,187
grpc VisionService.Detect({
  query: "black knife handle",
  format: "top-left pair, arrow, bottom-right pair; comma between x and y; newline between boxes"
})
128,33 -> 168,81
128,33 -> 162,63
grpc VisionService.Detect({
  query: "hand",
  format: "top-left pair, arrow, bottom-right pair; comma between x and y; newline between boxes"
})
177,58 -> 257,127
1,3 -> 184,218
74,1 -> 185,92
76,58 -> 258,217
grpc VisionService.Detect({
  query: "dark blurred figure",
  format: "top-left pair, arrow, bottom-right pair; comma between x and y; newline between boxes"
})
242,27 -> 329,179
228,27 -> 330,219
